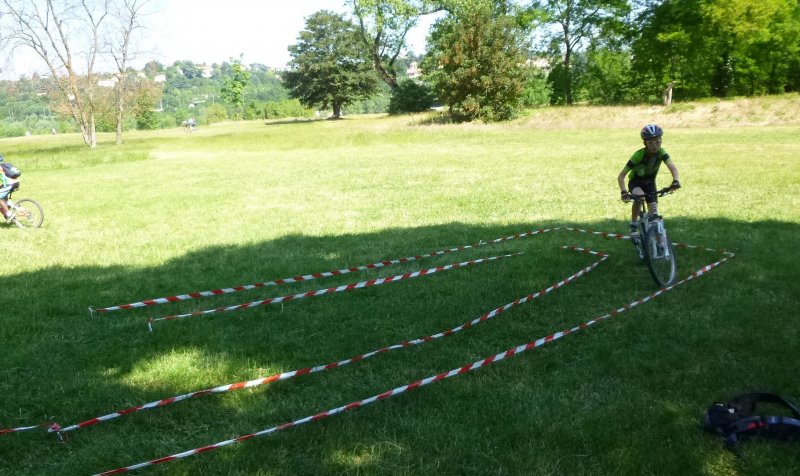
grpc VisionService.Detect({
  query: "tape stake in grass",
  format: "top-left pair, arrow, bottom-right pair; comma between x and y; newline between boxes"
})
92,229 -> 553,314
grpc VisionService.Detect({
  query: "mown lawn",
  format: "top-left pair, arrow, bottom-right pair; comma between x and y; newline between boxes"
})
1,105 -> 799,475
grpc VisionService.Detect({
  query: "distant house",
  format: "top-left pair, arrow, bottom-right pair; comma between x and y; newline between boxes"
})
200,64 -> 213,78
97,77 -> 118,88
527,57 -> 550,71
406,61 -> 421,79
154,74 -> 166,83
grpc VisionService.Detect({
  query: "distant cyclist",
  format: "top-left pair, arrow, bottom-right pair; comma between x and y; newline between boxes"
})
617,124 -> 681,237
0,154 -> 21,221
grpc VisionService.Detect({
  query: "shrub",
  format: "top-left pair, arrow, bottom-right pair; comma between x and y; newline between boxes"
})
158,114 -> 177,129
205,104 -> 228,124
388,80 -> 436,114
522,70 -> 552,108
136,108 -> 159,130
263,99 -> 313,119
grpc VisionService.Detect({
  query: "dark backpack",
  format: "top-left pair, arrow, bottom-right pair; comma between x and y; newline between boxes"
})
1,162 -> 21,179
704,393 -> 800,452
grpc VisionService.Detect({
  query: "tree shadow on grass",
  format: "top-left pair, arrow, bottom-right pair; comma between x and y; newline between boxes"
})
0,218 -> 798,475
263,118 -> 324,127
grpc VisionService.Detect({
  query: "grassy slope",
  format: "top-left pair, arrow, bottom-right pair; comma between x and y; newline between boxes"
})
1,95 -> 799,475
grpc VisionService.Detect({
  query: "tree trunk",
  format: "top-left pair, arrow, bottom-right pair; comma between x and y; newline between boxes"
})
331,102 -> 343,119
662,81 -> 675,106
371,50 -> 398,91
564,50 -> 573,105
115,81 -> 124,145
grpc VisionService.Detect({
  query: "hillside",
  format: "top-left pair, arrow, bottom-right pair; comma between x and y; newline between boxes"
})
515,94 -> 800,130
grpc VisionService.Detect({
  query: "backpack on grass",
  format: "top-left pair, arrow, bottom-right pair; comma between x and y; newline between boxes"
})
1,162 -> 21,179
704,393 -> 800,452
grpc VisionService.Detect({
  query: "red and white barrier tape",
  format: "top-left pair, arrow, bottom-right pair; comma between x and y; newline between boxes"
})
45,246 -> 605,436
0,227 -> 734,474
96,243 -> 733,475
91,229 -> 554,314
6,230 -> 554,436
146,252 -> 524,329
0,424 -> 46,435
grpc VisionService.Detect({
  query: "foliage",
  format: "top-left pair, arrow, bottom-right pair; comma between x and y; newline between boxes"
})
423,5 -> 527,121
220,57 -> 252,119
521,68 -> 552,108
388,79 -> 436,113
631,0 -> 800,99
348,0 -> 420,90
284,10 -> 380,118
579,46 -> 636,105
204,104 -> 228,124
526,0 -> 631,105
262,99 -> 314,119
0,0 -> 111,147
133,88 -> 160,130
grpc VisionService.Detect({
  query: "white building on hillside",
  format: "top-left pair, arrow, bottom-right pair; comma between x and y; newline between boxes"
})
407,61 -> 421,79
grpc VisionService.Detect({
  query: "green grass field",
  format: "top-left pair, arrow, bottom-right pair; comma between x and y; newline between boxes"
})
1,98 -> 799,475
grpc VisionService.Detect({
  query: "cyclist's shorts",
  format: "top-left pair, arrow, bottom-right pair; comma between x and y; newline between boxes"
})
628,178 -> 658,202
0,182 -> 19,199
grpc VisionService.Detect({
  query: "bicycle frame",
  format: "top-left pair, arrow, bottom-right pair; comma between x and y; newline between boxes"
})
628,187 -> 677,286
631,187 -> 672,233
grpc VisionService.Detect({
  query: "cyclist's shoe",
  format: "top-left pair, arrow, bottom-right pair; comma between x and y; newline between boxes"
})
3,212 -> 14,222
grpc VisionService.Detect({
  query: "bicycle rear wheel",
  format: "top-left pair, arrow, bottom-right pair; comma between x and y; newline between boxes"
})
643,226 -> 676,287
12,199 -> 44,229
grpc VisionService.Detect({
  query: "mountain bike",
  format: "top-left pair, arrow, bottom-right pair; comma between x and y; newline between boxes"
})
628,188 -> 676,287
3,187 -> 44,229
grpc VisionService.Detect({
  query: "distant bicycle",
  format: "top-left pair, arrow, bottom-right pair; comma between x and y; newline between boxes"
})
4,186 -> 43,229
628,188 -> 676,287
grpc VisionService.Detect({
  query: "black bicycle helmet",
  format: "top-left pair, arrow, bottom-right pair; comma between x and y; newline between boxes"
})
640,124 -> 663,140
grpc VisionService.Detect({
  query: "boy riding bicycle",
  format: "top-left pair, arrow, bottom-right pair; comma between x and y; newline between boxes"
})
0,154 -> 20,222
617,124 -> 681,238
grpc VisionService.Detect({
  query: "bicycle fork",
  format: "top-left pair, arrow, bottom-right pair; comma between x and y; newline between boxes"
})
650,217 -> 670,259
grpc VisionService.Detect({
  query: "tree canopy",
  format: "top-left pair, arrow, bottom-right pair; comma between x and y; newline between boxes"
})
423,3 -> 528,121
220,57 -> 252,120
283,10 -> 379,119
2,0 -> 798,133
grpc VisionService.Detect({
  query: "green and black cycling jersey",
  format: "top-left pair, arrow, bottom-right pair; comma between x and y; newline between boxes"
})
625,147 -> 672,181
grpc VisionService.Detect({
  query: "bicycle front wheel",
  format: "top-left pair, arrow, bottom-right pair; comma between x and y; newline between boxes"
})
643,226 -> 676,287
12,199 -> 44,229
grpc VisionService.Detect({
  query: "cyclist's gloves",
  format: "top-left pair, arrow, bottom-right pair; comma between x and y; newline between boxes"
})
671,180 -> 681,190
621,190 -> 632,202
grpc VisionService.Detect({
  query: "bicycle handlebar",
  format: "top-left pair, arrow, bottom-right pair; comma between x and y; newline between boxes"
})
630,187 -> 674,202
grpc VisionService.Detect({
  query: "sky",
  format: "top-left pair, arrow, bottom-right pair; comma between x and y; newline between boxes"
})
1,0 -> 440,79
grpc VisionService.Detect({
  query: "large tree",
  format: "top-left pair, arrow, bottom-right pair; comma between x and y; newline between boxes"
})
422,3 -> 527,121
1,0 -> 110,148
220,56 -> 251,120
704,0 -> 799,95
348,0 -> 445,91
631,0 -> 800,99
283,10 -> 378,119
107,0 -> 150,145
526,0 -> 630,104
